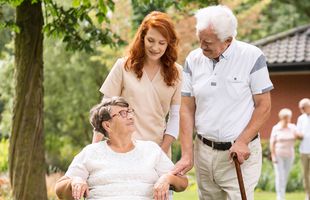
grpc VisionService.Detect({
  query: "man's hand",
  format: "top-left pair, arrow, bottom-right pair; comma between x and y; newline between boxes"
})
171,155 -> 193,176
71,177 -> 89,200
294,131 -> 304,140
153,174 -> 170,200
229,140 -> 250,164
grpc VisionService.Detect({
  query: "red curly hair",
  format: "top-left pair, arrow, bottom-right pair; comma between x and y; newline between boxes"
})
125,11 -> 179,86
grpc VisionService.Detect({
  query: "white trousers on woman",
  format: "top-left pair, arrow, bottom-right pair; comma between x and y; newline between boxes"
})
274,156 -> 294,200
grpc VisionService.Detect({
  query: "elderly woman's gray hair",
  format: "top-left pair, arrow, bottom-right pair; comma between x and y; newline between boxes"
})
89,97 -> 129,137
195,5 -> 238,42
278,108 -> 292,119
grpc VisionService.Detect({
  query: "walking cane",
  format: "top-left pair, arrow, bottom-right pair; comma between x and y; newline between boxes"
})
232,152 -> 247,200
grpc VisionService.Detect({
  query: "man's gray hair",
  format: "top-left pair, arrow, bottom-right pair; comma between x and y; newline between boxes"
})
195,5 -> 238,42
299,98 -> 310,112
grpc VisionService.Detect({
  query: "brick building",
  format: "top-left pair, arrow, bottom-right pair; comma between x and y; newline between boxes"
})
253,24 -> 310,139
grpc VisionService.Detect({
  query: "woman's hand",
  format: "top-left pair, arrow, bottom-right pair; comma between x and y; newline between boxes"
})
153,174 -> 170,200
71,177 -> 89,200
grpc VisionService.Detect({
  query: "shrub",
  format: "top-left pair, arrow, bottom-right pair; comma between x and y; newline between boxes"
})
172,140 -> 181,163
0,138 -> 9,172
45,135 -> 81,173
256,139 -> 303,192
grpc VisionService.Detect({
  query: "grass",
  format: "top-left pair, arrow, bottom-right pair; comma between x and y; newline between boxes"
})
174,189 -> 306,200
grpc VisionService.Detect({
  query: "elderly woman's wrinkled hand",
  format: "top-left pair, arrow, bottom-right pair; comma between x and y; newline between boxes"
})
71,177 -> 89,200
153,174 -> 170,200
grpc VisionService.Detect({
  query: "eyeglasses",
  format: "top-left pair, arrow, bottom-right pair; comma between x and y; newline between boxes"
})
111,108 -> 135,118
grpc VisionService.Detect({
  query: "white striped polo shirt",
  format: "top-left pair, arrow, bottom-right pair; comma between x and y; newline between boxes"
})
182,39 -> 273,142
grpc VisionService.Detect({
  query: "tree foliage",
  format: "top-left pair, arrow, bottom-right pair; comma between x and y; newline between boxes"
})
43,0 -> 125,51
221,0 -> 310,41
130,0 -> 217,30
249,0 -> 310,41
0,5 -> 15,58
0,52 -> 14,138
43,38 -> 113,170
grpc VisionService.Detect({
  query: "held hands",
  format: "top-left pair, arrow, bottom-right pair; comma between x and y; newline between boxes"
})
171,154 -> 193,176
71,177 -> 89,200
153,174 -> 170,200
229,140 -> 250,164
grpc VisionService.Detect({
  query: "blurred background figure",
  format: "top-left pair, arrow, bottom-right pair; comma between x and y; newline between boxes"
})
270,108 -> 298,200
297,98 -> 310,200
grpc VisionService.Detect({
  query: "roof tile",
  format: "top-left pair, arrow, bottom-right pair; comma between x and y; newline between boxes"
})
253,24 -> 310,65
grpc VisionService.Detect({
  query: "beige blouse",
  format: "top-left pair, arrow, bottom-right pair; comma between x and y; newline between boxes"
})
100,58 -> 182,145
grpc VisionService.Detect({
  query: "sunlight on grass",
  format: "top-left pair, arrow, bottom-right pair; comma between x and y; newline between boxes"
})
255,191 -> 305,200
174,190 -> 305,200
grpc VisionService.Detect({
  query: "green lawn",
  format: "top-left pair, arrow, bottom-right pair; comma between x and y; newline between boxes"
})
174,190 -> 306,200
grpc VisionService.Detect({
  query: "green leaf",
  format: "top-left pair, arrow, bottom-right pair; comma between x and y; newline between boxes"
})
72,0 -> 80,7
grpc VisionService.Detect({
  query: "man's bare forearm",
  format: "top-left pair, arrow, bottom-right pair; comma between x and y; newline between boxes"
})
179,97 -> 196,157
237,92 -> 271,144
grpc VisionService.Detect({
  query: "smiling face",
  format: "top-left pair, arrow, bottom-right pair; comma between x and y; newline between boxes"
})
144,27 -> 168,62
198,26 -> 232,60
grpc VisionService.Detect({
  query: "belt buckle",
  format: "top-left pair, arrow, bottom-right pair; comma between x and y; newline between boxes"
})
211,141 -> 214,149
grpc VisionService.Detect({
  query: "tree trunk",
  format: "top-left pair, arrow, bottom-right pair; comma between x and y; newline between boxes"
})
9,0 -> 47,199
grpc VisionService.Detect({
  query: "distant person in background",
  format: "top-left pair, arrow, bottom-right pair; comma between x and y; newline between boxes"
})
93,11 -> 182,156
270,108 -> 299,200
297,98 -> 310,200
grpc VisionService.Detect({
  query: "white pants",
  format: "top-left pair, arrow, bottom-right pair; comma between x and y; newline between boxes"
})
194,137 -> 262,200
273,156 -> 294,200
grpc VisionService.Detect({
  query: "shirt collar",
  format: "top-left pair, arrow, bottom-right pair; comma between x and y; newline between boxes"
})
211,54 -> 225,64
221,38 -> 236,60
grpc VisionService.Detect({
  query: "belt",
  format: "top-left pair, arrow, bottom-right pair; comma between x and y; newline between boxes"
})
197,134 -> 259,151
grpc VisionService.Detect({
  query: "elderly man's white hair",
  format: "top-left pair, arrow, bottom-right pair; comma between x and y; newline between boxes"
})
299,98 -> 310,113
195,5 -> 238,42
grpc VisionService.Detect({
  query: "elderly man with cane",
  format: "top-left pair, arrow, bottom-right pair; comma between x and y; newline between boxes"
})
172,5 -> 273,200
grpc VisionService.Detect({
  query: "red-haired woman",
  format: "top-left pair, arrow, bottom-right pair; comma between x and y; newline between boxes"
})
93,11 -> 182,155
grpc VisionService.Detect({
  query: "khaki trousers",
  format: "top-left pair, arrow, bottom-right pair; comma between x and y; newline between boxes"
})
194,136 -> 262,200
301,153 -> 310,198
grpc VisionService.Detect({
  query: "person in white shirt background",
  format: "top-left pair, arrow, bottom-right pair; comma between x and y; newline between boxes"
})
172,5 -> 273,200
270,108 -> 300,200
297,98 -> 310,200
55,97 -> 188,200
